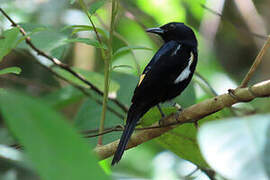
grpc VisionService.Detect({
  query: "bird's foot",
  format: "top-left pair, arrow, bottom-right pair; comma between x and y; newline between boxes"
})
157,104 -> 166,118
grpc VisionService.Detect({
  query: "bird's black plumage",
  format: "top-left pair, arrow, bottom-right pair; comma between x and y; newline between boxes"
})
112,22 -> 198,165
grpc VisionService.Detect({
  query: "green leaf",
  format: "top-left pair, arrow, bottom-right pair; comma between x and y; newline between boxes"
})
0,28 -> 20,61
198,114 -> 270,180
113,46 -> 153,57
0,91 -> 108,180
89,0 -> 107,15
0,67 -> 22,75
65,38 -> 106,49
53,67 -> 120,93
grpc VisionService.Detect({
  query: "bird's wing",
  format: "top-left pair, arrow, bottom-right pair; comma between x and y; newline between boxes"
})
132,40 -> 194,104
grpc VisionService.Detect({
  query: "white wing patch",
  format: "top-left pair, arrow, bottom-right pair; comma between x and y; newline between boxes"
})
171,44 -> 181,56
174,52 -> 194,84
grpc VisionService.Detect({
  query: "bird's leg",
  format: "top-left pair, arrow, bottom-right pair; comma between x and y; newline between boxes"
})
157,104 -> 166,126
157,104 -> 165,118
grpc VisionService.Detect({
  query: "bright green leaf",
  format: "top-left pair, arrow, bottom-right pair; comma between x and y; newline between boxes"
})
89,0 -> 107,15
0,28 -> 20,61
65,38 -> 107,49
53,67 -> 120,93
0,91 -> 108,180
113,46 -> 153,57
198,114 -> 270,180
0,67 -> 22,76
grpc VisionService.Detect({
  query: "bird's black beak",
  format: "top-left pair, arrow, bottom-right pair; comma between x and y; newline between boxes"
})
146,27 -> 164,35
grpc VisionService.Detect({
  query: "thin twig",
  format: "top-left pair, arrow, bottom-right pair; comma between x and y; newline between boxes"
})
240,36 -> 270,87
0,7 -> 128,113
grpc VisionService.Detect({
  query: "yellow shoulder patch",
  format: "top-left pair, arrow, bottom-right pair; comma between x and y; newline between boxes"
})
138,74 -> 146,87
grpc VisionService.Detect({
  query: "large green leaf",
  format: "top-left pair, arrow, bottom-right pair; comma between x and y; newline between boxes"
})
198,114 -> 270,180
53,67 -> 120,93
0,92 -> 108,180
0,67 -> 21,75
0,27 -> 20,61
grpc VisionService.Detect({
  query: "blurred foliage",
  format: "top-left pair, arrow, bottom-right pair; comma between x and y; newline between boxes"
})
0,0 -> 270,180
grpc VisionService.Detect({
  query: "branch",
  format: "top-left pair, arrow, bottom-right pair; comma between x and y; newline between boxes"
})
94,79 -> 270,159
0,7 -> 128,113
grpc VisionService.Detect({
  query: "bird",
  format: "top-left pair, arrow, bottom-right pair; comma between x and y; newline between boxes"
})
111,22 -> 198,165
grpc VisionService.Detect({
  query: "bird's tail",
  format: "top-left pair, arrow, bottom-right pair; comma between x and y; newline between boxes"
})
111,103 -> 142,166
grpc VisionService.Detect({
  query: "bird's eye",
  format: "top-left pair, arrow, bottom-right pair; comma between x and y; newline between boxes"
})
168,24 -> 176,30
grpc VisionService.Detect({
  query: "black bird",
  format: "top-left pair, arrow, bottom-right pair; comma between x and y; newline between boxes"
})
111,22 -> 198,165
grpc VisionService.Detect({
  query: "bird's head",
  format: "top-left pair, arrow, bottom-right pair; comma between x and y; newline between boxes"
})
146,22 -> 197,47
